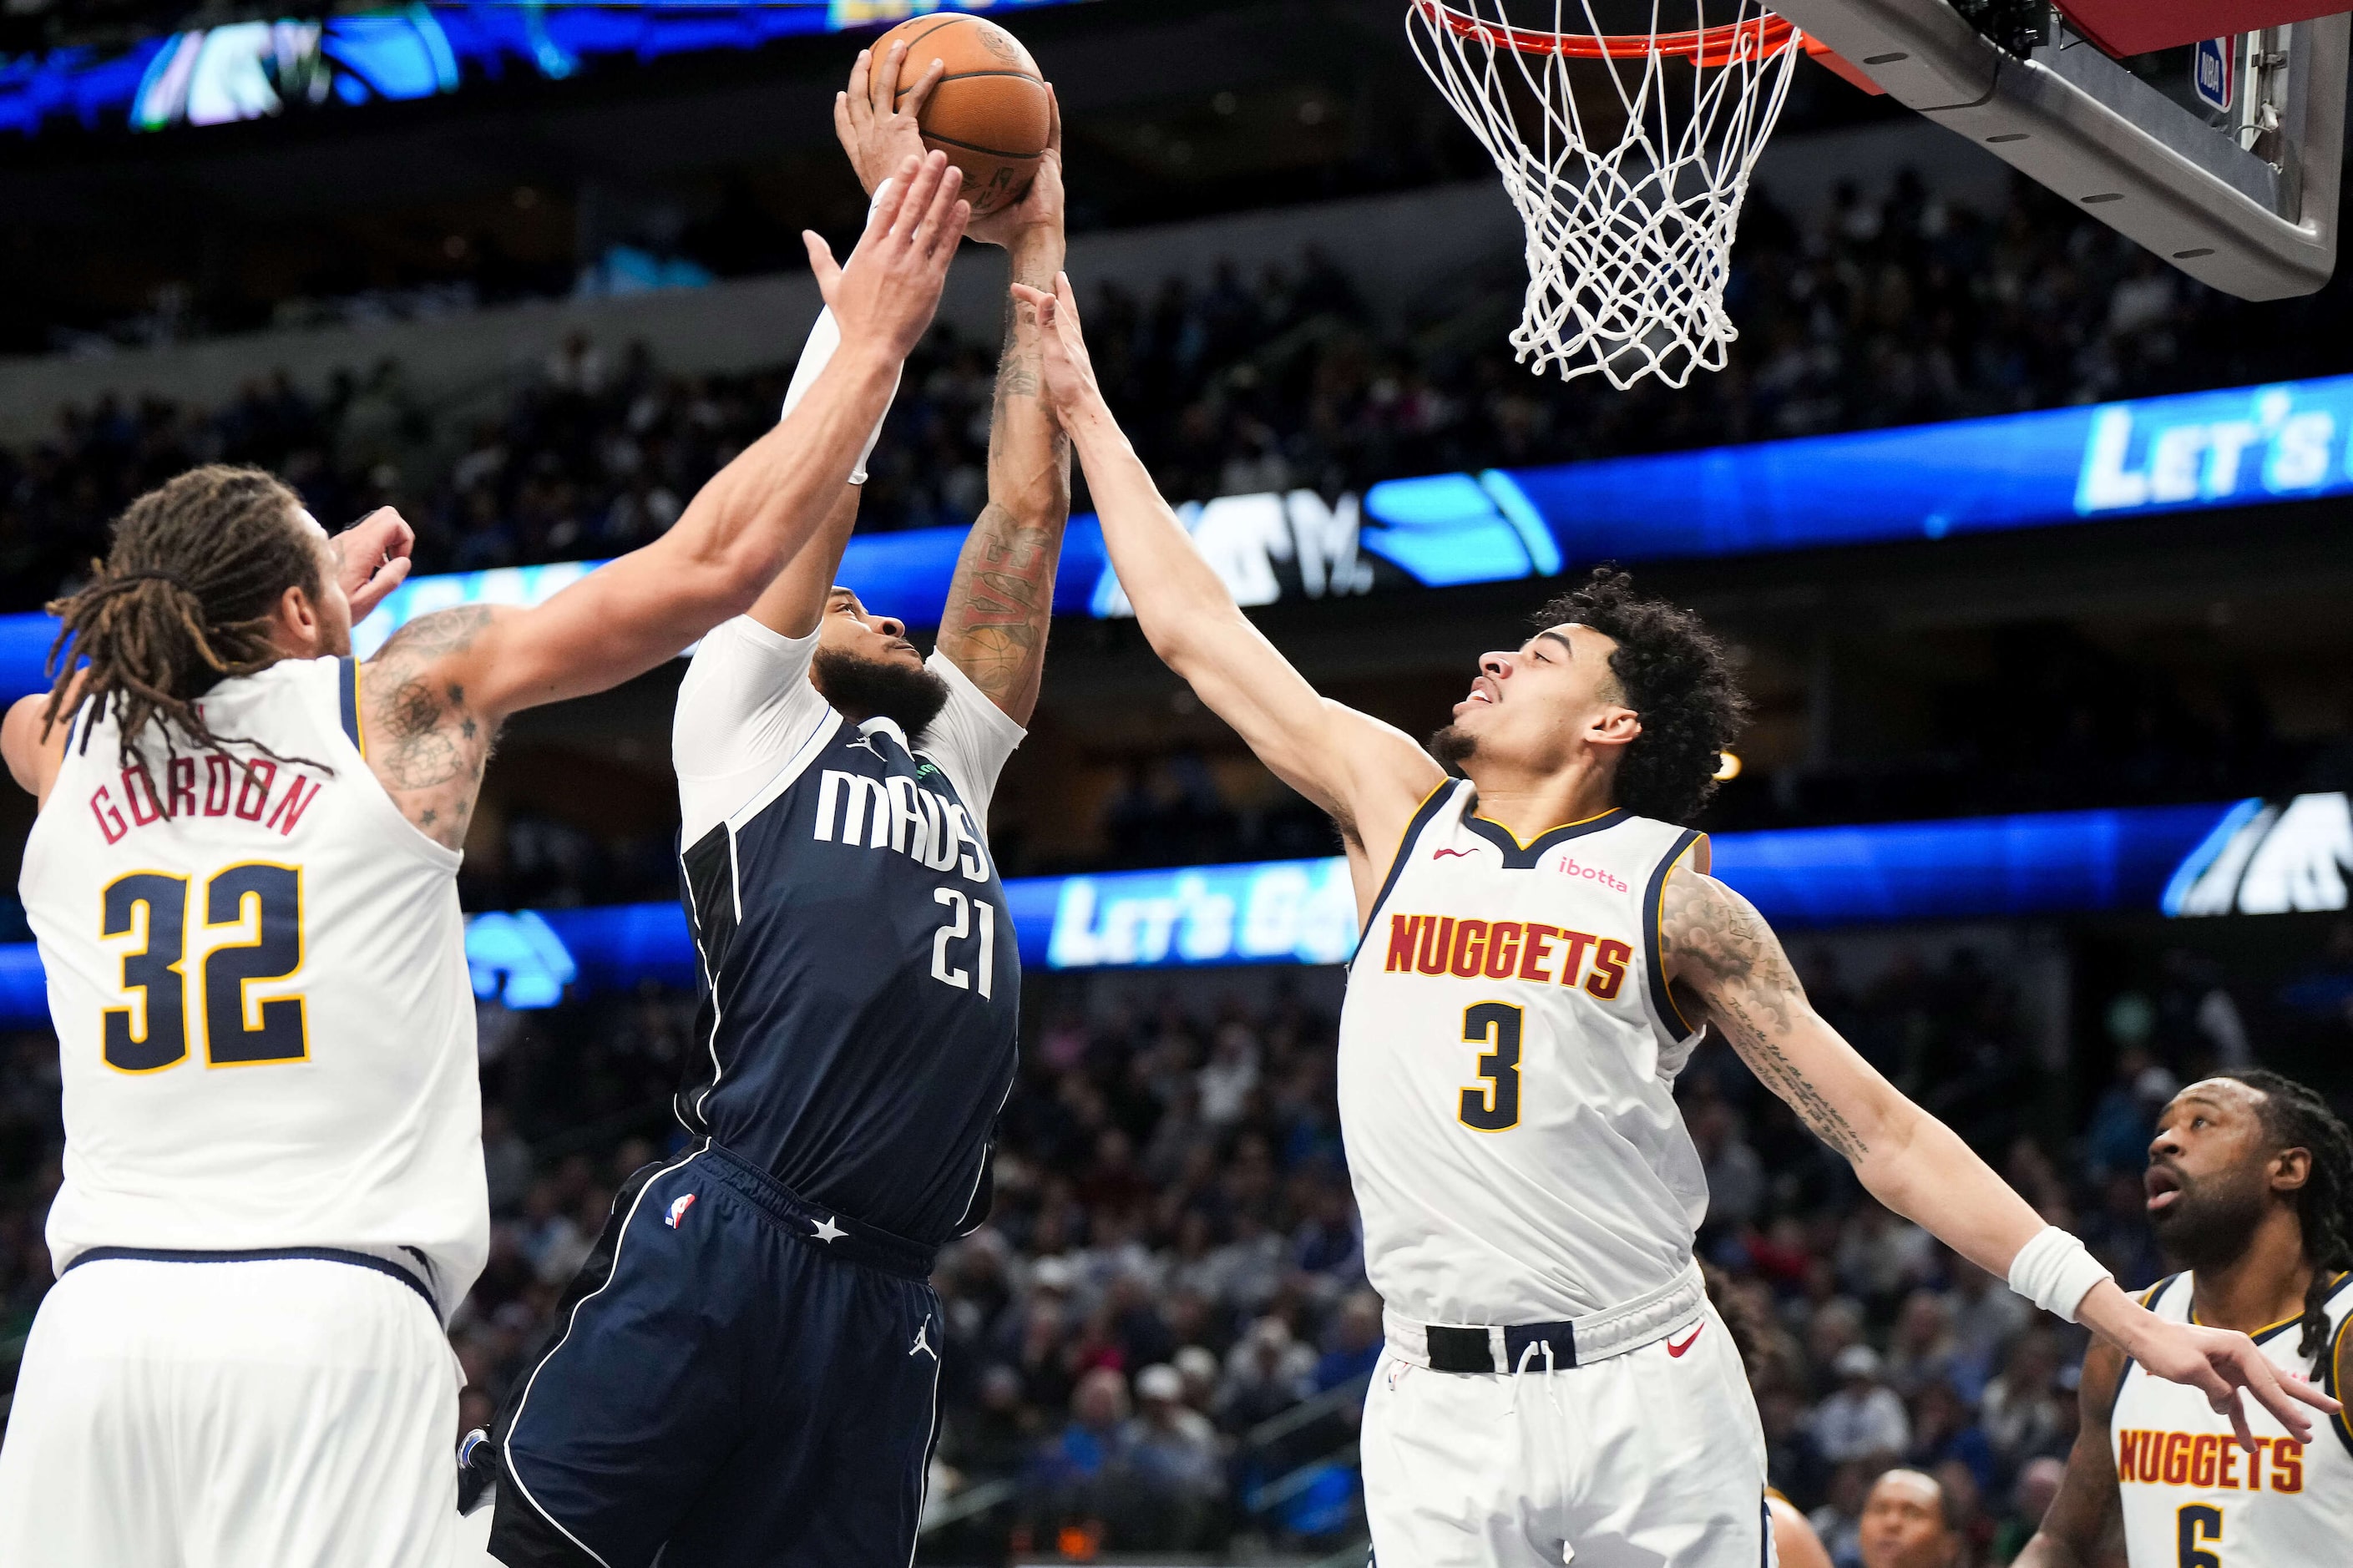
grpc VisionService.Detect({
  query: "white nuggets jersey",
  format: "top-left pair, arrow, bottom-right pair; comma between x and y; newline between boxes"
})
2112,1271 -> 2353,1568
1338,780 -> 1708,1325
20,656 -> 486,1319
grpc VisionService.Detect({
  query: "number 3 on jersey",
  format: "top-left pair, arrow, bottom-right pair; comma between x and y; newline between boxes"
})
100,863 -> 306,1073
1459,1002 -> 1523,1131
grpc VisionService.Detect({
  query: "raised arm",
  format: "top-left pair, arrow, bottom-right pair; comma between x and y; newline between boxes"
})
361,153 -> 969,849
1015,274 -> 1440,861
1661,866 -> 2340,1445
933,99 -> 1070,724
2012,1341 -> 2131,1568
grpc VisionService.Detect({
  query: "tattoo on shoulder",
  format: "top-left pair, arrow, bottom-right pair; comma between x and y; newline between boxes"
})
360,606 -> 500,850
1662,870 -> 1870,1161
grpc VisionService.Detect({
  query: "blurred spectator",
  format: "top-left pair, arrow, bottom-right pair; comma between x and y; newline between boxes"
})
1814,1346 -> 1911,1465
1991,1455 -> 2067,1562
1857,1468 -> 1963,1568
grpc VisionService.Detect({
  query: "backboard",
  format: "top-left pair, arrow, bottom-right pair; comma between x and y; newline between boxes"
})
1769,0 -> 2349,299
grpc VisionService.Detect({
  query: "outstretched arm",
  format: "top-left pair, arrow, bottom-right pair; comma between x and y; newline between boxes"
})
2013,1341 -> 2131,1568
1661,866 -> 2340,1444
1013,274 -> 1440,859
362,153 -> 969,849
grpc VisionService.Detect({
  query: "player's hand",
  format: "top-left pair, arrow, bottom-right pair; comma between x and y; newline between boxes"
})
2128,1314 -> 2340,1449
335,507 -> 415,622
804,152 -> 969,362
969,85 -> 1063,250
835,39 -> 943,199
1009,271 -> 1100,419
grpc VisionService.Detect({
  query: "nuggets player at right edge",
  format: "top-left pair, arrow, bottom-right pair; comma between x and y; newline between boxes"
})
2020,1070 -> 2352,1568
1011,273 -> 2340,1567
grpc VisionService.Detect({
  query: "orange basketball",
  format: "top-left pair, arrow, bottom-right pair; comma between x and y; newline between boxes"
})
871,13 -> 1050,217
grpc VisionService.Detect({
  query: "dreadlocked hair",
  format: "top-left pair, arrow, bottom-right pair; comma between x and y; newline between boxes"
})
2221,1068 -> 2353,1365
1532,567 -> 1749,826
42,464 -> 328,775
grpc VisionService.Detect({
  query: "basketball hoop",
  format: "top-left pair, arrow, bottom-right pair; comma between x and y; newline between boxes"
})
1408,0 -> 1809,389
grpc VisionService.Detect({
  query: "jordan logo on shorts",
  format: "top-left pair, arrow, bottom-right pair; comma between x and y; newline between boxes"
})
909,1322 -> 938,1361
665,1194 -> 697,1229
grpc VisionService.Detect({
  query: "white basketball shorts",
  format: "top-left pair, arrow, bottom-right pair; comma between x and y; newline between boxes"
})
0,1254 -> 463,1568
1362,1302 -> 1774,1568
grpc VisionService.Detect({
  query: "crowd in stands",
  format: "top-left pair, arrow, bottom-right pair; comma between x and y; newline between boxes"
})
8,169 -> 2352,618
6,928 -> 2337,1565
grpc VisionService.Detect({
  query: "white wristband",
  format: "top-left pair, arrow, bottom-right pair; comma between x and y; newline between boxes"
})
777,306 -> 898,486
2006,1226 -> 2113,1323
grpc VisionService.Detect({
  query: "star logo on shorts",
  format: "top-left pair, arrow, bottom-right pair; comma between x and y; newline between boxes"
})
812,1216 -> 847,1243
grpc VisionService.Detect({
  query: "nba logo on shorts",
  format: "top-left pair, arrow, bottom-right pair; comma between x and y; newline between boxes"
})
665,1194 -> 697,1229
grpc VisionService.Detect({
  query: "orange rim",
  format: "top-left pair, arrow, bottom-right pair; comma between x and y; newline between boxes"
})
1411,0 -> 1809,65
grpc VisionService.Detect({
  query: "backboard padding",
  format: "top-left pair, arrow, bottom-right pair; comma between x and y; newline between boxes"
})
1771,0 -> 2346,298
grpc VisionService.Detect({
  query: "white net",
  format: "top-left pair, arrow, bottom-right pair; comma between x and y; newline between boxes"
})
1407,0 -> 1804,389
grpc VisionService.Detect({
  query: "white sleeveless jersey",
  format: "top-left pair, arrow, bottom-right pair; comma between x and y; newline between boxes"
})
19,656 -> 485,1319
1338,780 -> 1709,1324
2112,1270 -> 2353,1568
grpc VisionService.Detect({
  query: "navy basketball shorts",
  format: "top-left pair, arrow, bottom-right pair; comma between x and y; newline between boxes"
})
487,1141 -> 944,1568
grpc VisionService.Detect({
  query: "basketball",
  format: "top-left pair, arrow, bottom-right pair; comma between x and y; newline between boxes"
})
871,13 -> 1051,216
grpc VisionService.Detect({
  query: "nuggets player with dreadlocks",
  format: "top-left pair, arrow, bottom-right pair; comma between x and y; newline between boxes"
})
0,152 -> 970,1568
2021,1069 -> 2353,1567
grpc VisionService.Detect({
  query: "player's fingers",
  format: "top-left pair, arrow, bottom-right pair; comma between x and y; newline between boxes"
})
890,151 -> 946,243
364,556 -> 412,600
1046,83 -> 1062,156
1010,281 -> 1053,321
914,172 -> 968,262
1054,270 -> 1083,327
870,157 -> 920,241
803,231 -> 842,301
869,41 -> 902,114
847,47 -> 869,106
901,58 -> 945,120
2234,1348 -> 2319,1441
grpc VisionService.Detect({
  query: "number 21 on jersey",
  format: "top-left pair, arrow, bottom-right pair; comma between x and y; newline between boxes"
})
101,862 -> 306,1074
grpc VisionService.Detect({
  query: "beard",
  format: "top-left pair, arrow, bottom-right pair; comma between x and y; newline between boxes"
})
1428,724 -> 1476,769
2149,1159 -> 2270,1272
813,648 -> 951,737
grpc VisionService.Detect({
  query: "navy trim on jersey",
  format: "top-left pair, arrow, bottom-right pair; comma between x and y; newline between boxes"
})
337,655 -> 362,752
1642,827 -> 1704,1040
1459,799 -> 1627,869
1757,1495 -> 1770,1568
1356,779 -> 1458,941
63,1244 -> 434,1315
676,824 -> 740,1136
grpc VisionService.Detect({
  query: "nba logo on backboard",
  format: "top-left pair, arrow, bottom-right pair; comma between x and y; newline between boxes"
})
2194,36 -> 2234,114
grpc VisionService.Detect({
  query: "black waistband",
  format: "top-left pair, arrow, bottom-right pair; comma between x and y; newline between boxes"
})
63,1245 -> 437,1316
700,1141 -> 938,1282
1425,1320 -> 1579,1373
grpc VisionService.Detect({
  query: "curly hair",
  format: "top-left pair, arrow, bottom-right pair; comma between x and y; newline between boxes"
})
2219,1069 -> 2353,1367
1527,567 -> 1749,825
43,464 -> 326,772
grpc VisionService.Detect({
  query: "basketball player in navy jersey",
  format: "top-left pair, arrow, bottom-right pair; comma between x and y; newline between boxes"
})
1010,273 -> 2336,1566
478,44 -> 1073,1568
0,154 -> 967,1568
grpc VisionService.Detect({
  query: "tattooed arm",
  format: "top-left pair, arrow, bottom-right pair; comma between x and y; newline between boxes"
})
352,154 -> 969,850
1661,864 -> 2053,1275
933,103 -> 1070,723
1662,865 -> 2341,1438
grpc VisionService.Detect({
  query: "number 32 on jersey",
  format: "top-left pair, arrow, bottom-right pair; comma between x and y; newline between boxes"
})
99,862 -> 306,1074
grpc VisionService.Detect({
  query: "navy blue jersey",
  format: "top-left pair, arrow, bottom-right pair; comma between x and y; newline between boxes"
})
669,619 -> 1024,1246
